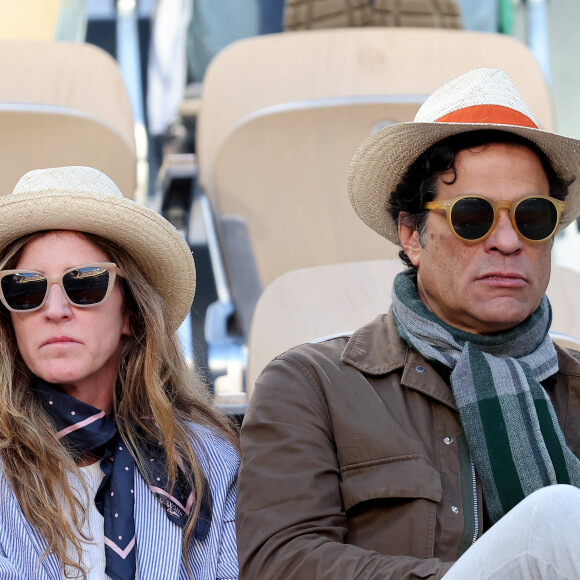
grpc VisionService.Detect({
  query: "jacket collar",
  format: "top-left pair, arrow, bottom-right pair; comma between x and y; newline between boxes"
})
556,342 -> 580,377
340,309 -> 578,410
341,310 -> 457,409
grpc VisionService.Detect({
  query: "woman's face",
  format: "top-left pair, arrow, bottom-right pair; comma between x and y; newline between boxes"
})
9,231 -> 130,412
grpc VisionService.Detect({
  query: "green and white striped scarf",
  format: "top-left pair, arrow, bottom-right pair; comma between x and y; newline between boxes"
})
391,270 -> 580,523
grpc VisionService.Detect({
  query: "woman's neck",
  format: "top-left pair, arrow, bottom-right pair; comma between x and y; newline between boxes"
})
58,381 -> 114,415
75,444 -> 106,467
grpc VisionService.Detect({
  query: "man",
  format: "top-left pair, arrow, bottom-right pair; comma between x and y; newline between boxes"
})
236,68 -> 580,579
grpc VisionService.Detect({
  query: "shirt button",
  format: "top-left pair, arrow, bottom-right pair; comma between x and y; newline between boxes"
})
451,506 -> 460,514
416,365 -> 425,373
443,437 -> 454,445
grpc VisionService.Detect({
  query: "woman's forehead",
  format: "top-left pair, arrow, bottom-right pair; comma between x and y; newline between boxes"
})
17,231 -> 110,269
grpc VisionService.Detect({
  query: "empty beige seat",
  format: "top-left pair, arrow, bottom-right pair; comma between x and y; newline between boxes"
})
206,98 -> 412,395
549,331 -> 580,351
211,97 -> 412,290
0,39 -> 136,198
246,259 -> 404,396
197,27 -> 554,194
547,263 -> 580,341
246,261 -> 580,399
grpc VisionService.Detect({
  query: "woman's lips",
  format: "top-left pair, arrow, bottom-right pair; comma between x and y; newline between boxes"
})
41,336 -> 79,347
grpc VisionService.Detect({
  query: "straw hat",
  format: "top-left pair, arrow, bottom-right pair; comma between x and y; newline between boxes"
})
0,166 -> 195,332
348,68 -> 580,245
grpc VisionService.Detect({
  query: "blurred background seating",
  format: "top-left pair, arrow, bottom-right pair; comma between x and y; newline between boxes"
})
0,0 -> 87,42
193,25 -> 553,407
1,0 -> 579,418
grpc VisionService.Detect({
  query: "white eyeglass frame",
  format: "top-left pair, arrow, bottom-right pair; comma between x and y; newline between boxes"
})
0,262 -> 125,312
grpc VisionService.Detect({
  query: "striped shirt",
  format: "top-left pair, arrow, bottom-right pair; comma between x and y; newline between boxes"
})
0,424 -> 239,580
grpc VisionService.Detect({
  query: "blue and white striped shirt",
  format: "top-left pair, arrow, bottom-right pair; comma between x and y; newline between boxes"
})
0,424 -> 239,580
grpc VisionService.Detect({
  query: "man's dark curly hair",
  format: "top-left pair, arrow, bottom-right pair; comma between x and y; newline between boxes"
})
387,129 -> 571,271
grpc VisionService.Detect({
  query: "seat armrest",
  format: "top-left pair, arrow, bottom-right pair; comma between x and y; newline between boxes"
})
218,215 -> 262,340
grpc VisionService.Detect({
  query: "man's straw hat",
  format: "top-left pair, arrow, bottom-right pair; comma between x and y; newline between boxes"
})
0,166 -> 195,332
348,68 -> 580,245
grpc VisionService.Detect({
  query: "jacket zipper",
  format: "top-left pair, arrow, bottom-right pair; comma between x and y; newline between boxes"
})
471,459 -> 479,543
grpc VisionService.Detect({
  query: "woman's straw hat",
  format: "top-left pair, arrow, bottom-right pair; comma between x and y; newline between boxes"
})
348,68 -> 580,245
0,166 -> 195,332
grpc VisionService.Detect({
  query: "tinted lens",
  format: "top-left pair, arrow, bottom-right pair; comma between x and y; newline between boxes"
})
62,266 -> 110,305
1,272 -> 48,311
514,197 -> 558,241
450,197 -> 495,240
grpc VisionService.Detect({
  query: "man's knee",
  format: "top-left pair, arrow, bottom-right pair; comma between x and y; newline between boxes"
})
524,484 -> 580,522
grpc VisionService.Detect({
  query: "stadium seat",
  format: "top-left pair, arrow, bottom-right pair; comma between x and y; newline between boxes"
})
0,39 -> 136,198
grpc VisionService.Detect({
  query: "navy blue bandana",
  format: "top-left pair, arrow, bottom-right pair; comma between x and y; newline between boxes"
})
34,379 -> 211,580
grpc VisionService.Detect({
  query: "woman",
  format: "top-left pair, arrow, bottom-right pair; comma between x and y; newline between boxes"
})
0,166 -> 239,579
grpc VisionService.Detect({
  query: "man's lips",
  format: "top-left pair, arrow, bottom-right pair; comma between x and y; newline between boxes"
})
41,336 -> 80,347
476,272 -> 527,287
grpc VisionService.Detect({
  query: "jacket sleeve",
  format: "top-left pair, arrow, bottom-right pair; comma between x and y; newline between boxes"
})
236,355 -> 454,580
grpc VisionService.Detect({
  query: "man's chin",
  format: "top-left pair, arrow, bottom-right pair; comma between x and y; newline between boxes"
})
474,313 -> 534,335
456,301 -> 538,335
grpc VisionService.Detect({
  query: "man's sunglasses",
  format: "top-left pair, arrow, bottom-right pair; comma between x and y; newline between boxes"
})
0,263 -> 125,313
423,194 -> 566,243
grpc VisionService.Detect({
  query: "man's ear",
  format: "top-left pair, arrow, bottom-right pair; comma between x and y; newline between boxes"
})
398,214 -> 423,267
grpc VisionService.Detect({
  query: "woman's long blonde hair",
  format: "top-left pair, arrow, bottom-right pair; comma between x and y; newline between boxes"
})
0,230 -> 239,578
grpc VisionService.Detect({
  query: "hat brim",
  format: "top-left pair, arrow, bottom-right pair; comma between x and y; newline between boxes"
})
348,121 -> 580,245
0,190 -> 195,332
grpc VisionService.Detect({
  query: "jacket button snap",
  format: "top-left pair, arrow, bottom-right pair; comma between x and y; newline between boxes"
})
416,366 -> 425,373
443,437 -> 454,445
451,506 -> 460,514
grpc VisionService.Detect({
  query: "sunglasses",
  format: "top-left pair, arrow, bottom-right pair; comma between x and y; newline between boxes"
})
0,263 -> 125,313
423,194 -> 566,243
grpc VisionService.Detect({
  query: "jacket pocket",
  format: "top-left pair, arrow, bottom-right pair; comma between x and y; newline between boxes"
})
339,455 -> 443,558
339,454 -> 442,511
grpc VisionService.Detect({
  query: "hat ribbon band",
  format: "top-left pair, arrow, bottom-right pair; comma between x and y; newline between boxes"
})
435,104 -> 538,129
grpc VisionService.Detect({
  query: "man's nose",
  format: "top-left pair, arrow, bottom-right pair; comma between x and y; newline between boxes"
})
484,209 -> 522,253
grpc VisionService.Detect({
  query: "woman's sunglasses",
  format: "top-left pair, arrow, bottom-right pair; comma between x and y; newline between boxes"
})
423,194 -> 566,243
0,263 -> 125,313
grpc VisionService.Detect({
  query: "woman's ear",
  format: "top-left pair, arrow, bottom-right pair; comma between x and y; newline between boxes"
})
398,213 -> 423,267
121,310 -> 132,337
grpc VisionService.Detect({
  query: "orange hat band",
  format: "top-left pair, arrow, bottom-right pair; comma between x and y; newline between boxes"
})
436,104 -> 538,128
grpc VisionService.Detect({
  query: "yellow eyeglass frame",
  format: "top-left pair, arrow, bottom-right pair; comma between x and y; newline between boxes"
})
423,194 -> 566,243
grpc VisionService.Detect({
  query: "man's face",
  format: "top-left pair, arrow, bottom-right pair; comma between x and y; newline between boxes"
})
398,142 -> 553,334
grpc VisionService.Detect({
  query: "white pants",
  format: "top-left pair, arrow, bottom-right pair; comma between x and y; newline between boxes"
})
442,484 -> 580,580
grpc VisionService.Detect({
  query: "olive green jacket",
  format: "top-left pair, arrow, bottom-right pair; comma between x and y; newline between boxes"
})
236,311 -> 580,579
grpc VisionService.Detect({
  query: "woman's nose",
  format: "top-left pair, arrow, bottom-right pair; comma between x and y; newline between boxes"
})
43,283 -> 73,318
